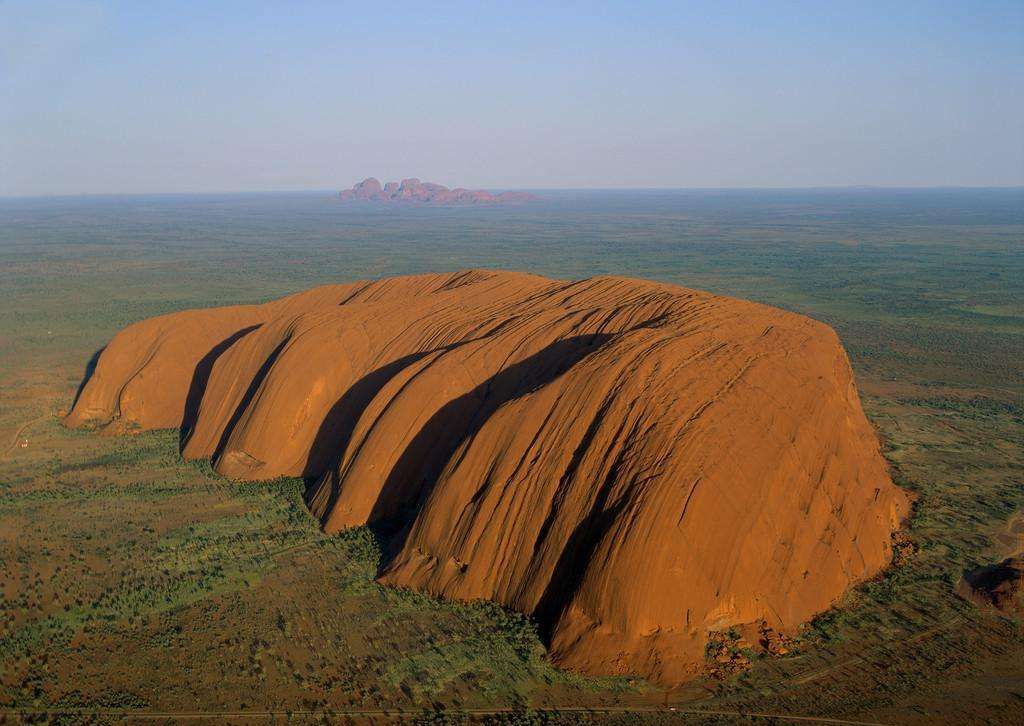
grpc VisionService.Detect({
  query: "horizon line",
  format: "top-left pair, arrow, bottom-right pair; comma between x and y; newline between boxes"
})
3,184 -> 1024,202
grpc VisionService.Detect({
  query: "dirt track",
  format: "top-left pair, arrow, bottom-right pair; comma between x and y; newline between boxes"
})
1,412 -> 49,460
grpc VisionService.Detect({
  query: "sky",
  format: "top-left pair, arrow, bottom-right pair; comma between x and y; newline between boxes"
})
2,0 -> 1022,196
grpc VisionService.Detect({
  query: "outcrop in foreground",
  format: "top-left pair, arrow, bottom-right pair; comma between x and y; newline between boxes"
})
67,270 -> 908,683
958,558 -> 1024,615
339,177 -> 536,204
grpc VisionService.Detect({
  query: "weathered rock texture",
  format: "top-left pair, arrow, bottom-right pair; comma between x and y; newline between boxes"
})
339,177 -> 536,204
66,270 -> 908,683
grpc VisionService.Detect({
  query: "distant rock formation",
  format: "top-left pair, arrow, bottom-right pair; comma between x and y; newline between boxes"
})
339,177 -> 536,204
66,270 -> 908,684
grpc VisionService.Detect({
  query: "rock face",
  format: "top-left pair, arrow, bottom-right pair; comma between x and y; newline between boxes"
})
338,178 -> 536,204
66,270 -> 908,683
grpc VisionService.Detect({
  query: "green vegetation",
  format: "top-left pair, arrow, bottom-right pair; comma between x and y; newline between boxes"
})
0,425 -> 636,715
0,190 -> 1020,720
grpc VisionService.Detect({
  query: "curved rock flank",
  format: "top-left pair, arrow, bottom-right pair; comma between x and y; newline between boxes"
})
67,270 -> 908,683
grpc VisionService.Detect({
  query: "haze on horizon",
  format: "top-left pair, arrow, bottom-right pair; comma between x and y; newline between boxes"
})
2,0 -> 1022,198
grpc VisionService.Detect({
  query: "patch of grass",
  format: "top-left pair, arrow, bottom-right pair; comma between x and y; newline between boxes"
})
2,190 -> 1022,717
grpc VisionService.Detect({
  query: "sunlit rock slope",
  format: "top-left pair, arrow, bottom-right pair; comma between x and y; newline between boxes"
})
67,269 -> 908,683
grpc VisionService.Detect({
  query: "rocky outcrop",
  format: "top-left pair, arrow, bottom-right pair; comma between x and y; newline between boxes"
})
66,270 -> 908,684
338,178 -> 536,204
958,558 -> 1024,614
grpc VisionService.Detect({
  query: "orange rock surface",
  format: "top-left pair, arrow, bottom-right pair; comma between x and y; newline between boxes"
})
67,270 -> 908,683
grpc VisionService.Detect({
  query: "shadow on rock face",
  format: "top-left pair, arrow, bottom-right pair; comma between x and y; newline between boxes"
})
303,351 -> 434,480
180,325 -> 261,451
70,347 -> 105,411
367,333 -> 613,561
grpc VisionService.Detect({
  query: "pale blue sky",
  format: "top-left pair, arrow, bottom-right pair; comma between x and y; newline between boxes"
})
2,0 -> 1022,196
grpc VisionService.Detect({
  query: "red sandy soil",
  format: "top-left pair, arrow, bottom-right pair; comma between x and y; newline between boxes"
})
338,177 -> 537,204
66,270 -> 908,684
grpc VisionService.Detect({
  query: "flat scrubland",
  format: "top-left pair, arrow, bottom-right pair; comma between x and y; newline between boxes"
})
0,190 -> 1021,724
